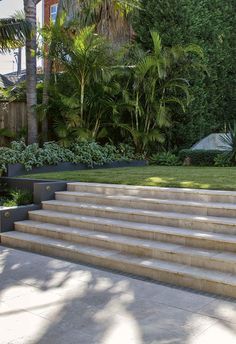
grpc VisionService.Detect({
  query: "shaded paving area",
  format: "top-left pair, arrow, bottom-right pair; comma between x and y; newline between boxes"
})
0,246 -> 236,343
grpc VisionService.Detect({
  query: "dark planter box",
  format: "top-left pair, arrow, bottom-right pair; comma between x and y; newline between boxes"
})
1,177 -> 68,203
6,160 -> 148,177
0,204 -> 40,233
6,162 -> 86,177
0,178 -> 71,232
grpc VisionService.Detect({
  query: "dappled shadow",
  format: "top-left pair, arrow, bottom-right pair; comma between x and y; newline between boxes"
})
1,246 -> 236,343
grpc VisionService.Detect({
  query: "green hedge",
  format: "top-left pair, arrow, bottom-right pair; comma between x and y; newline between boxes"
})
179,149 -> 225,166
134,0 -> 236,149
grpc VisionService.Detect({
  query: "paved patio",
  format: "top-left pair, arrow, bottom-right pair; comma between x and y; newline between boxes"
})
0,246 -> 236,344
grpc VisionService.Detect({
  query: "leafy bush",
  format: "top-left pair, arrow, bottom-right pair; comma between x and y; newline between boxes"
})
0,189 -> 33,207
214,153 -> 232,167
0,140 -> 140,172
179,149 -> 225,166
150,152 -> 180,166
0,147 -> 18,172
70,141 -> 114,167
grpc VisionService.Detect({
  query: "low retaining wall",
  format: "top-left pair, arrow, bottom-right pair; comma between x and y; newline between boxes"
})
6,160 -> 148,177
0,178 -> 69,233
0,204 -> 40,233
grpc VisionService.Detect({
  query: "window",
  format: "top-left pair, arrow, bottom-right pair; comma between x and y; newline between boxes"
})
50,4 -> 58,23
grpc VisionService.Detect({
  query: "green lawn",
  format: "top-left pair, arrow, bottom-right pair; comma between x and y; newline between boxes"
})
20,166 -> 236,191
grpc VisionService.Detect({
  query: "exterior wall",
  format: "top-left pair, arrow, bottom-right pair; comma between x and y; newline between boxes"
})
44,0 -> 58,25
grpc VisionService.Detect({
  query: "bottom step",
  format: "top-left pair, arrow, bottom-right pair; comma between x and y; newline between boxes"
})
1,231 -> 236,298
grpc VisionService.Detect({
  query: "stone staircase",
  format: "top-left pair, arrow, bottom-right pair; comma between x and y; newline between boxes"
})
2,182 -> 236,297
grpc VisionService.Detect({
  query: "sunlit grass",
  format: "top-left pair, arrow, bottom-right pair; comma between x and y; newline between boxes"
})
19,165 -> 236,191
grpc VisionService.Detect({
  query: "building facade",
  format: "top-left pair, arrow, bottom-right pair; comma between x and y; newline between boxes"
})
44,0 -> 58,25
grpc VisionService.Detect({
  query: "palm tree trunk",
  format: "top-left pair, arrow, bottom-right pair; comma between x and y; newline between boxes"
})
65,0 -> 134,45
96,0 -> 134,46
24,0 -> 38,144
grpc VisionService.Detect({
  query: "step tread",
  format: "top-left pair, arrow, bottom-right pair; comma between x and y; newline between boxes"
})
42,199 -> 236,225
15,220 -> 236,264
56,191 -> 236,210
68,182 -> 236,197
28,210 -> 236,244
2,230 -> 236,285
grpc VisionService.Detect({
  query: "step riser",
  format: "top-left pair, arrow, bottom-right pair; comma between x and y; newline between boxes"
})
42,203 -> 236,235
56,193 -> 236,218
2,234 -> 236,298
15,223 -> 236,274
28,213 -> 236,253
68,184 -> 236,204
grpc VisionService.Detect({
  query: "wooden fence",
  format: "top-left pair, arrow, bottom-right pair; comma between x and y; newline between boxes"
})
0,101 -> 27,145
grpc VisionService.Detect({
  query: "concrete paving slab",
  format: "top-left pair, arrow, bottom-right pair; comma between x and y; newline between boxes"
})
1,246 -> 236,344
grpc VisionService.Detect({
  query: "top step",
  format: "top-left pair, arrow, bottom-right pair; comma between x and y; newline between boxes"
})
67,182 -> 236,204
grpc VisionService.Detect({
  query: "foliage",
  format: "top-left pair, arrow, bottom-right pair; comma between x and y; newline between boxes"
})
150,152 -> 180,166
0,15 -> 30,52
134,0 -> 236,149
0,140 -> 139,172
70,141 -> 116,167
41,21 -> 123,146
39,6 -> 203,154
219,122 -> 236,164
0,146 -> 18,173
179,149 -> 225,166
115,32 -> 203,153
214,153 -> 231,167
0,188 -> 33,207
57,0 -> 139,44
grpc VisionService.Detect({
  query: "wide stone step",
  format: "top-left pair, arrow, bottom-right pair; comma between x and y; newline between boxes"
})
28,210 -> 236,252
56,191 -> 236,218
68,182 -> 236,204
1,231 -> 236,298
42,200 -> 236,234
14,220 -> 236,274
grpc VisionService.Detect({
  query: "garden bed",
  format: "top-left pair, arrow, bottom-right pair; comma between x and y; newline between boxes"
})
0,179 -> 70,233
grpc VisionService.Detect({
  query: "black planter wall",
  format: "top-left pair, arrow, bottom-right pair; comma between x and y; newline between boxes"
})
0,178 -> 68,233
6,160 -> 148,177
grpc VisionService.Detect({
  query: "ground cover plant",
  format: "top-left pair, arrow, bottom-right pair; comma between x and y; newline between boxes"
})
0,140 -> 142,173
0,187 -> 33,207
20,166 -> 236,191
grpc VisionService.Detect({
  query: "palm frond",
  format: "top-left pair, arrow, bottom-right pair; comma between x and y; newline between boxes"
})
0,17 -> 30,52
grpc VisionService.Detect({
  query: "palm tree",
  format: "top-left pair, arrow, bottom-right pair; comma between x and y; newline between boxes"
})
0,0 -> 40,144
118,32 -> 204,153
41,0 -> 137,140
0,17 -> 29,52
24,0 -> 38,144
52,24 -> 114,142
